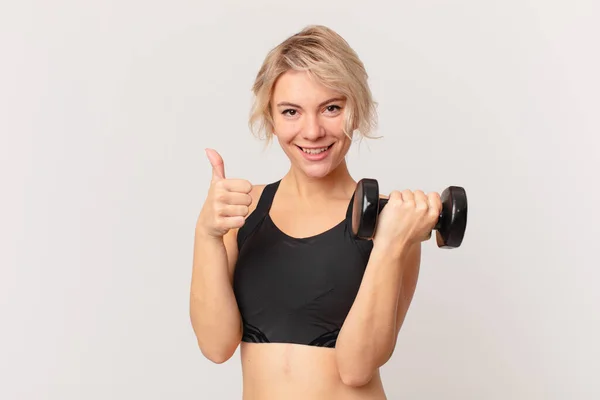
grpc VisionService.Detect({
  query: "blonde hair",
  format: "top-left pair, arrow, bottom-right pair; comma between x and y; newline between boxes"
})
249,25 -> 379,143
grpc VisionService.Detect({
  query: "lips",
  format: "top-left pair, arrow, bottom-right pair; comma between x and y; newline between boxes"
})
297,144 -> 334,154
295,143 -> 334,161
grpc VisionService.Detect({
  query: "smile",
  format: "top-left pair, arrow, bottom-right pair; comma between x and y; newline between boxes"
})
297,144 -> 334,154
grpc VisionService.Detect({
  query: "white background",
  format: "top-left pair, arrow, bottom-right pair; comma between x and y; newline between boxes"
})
2,0 -> 599,399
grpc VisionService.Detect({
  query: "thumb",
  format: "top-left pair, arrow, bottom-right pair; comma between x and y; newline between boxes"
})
205,148 -> 225,181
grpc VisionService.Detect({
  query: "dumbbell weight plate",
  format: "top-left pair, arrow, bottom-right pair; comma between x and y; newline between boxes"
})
351,178 -> 380,239
435,186 -> 467,248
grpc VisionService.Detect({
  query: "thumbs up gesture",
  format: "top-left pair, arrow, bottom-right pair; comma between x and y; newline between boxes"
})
197,149 -> 254,238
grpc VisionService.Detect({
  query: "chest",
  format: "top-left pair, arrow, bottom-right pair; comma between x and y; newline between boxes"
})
233,223 -> 369,312
268,199 -> 349,239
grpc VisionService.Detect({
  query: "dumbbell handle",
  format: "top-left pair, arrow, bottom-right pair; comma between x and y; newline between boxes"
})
377,198 -> 444,232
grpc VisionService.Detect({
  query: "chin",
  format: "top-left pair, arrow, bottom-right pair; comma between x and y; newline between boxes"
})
302,166 -> 332,179
296,158 -> 342,179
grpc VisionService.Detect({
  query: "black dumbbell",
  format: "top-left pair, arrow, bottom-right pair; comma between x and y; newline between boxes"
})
350,178 -> 467,248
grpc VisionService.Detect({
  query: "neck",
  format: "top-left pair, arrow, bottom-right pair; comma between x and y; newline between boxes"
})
281,160 -> 356,200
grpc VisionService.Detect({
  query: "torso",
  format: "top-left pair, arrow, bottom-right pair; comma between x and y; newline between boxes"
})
239,343 -> 386,400
232,180 -> 387,399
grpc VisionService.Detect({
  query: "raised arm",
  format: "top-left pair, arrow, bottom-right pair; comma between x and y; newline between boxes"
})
189,149 -> 254,363
335,189 -> 441,386
190,226 -> 242,363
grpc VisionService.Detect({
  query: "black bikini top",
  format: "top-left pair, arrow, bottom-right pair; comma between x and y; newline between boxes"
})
233,180 -> 373,348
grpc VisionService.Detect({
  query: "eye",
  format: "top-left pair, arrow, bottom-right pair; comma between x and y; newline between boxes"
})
325,105 -> 342,113
282,109 -> 297,116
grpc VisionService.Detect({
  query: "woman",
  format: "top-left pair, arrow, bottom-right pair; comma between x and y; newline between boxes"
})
190,25 -> 442,400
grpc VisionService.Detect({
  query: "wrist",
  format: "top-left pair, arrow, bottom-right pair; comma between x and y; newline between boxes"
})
372,237 -> 413,262
195,222 -> 224,243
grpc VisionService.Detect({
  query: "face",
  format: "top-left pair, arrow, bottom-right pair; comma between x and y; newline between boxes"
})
270,70 -> 352,179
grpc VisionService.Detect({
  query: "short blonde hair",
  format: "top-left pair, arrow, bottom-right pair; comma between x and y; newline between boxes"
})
249,25 -> 378,143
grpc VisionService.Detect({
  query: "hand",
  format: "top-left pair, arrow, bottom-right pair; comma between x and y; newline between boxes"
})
372,189 -> 442,250
197,149 -> 253,238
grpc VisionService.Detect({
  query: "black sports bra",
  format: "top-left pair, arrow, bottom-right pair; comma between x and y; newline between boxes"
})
233,180 -> 373,348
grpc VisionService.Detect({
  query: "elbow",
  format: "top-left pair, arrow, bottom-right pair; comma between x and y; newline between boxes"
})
197,339 -> 239,364
203,349 -> 235,365
337,354 -> 376,387
194,325 -> 241,364
339,369 -> 374,387
337,344 -> 394,387
190,312 -> 242,364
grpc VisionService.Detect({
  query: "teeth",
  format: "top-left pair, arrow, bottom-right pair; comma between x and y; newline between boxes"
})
302,146 -> 329,154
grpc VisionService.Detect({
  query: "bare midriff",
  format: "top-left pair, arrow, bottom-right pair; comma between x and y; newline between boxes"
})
239,342 -> 387,400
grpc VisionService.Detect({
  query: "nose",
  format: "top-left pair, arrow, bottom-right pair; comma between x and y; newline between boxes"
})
302,114 -> 326,140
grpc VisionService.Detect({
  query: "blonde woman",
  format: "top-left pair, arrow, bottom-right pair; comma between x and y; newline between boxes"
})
191,25 -> 442,400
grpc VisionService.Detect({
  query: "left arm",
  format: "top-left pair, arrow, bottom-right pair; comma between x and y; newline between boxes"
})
335,240 -> 421,387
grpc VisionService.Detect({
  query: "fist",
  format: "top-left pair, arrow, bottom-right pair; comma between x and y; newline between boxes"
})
373,189 -> 442,249
197,148 -> 253,238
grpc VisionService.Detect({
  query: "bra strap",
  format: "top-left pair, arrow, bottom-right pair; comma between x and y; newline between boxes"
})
345,191 -> 355,221
253,180 -> 280,215
237,180 -> 280,251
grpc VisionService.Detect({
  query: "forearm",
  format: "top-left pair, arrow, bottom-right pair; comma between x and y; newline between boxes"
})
335,242 -> 412,385
189,227 -> 241,363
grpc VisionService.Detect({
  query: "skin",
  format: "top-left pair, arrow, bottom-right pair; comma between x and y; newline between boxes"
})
190,69 -> 443,399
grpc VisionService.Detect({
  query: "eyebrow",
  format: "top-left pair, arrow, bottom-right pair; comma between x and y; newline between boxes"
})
276,97 -> 345,109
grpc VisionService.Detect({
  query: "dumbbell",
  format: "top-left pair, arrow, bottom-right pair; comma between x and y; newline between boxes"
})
350,178 -> 467,248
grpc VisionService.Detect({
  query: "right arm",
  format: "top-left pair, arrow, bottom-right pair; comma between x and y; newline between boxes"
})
189,223 -> 241,364
188,148 -> 261,363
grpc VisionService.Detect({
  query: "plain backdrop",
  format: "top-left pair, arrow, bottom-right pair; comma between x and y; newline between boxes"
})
2,0 -> 599,399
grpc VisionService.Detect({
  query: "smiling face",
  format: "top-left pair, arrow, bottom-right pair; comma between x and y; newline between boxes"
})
271,70 -> 352,179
